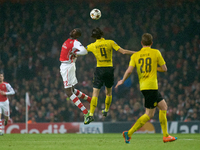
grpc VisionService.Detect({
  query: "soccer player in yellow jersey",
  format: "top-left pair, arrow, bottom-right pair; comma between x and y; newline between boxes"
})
84,27 -> 135,124
115,33 -> 177,143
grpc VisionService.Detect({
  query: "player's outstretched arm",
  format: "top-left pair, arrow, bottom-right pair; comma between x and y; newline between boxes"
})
74,41 -> 88,56
118,48 -> 136,55
75,47 -> 88,55
157,64 -> 167,72
115,66 -> 134,88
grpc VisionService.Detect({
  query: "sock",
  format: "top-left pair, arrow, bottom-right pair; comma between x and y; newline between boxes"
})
159,110 -> 169,137
128,114 -> 150,137
0,119 -> 2,132
70,94 -> 88,115
105,95 -> 112,112
74,89 -> 91,103
89,97 -> 98,116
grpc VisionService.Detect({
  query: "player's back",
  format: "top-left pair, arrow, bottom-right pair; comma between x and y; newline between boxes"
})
130,47 -> 165,90
86,38 -> 120,67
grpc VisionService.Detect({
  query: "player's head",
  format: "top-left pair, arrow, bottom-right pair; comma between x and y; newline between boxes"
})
91,27 -> 103,39
0,71 -> 4,83
70,28 -> 82,39
141,33 -> 153,46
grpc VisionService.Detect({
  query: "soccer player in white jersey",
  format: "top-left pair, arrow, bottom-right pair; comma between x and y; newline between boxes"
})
60,28 -> 91,122
0,71 -> 15,135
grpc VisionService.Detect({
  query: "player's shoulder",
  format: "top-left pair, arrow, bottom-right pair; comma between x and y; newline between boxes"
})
1,82 -> 9,85
64,38 -> 77,44
105,39 -> 115,43
86,42 -> 96,50
87,41 -> 96,47
131,52 -> 138,59
150,48 -> 160,52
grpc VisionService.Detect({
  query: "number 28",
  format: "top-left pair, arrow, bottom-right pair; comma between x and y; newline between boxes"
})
138,57 -> 152,73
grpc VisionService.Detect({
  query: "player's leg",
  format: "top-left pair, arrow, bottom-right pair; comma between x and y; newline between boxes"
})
103,67 -> 114,116
73,89 -> 91,103
60,63 -> 89,117
66,87 -> 88,115
3,100 -> 10,126
127,108 -> 153,136
102,87 -> 112,116
123,108 -> 153,143
157,99 -> 177,142
124,90 -> 156,143
0,110 -> 2,135
90,88 -> 100,116
84,88 -> 100,124
84,67 -> 103,125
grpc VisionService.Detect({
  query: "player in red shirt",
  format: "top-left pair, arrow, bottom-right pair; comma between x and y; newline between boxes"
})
60,28 -> 91,122
0,71 -> 15,135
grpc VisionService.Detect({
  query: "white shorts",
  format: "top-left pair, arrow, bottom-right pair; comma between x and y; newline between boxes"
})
60,63 -> 78,88
0,99 -> 10,117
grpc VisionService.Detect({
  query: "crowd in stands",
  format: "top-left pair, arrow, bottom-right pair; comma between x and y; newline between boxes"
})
0,0 -> 200,123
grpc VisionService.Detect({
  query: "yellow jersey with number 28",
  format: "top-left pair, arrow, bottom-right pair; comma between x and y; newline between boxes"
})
86,38 -> 120,67
129,47 -> 166,90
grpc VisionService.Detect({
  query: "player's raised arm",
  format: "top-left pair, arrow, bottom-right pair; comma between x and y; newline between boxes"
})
117,48 -> 136,55
74,40 -> 88,55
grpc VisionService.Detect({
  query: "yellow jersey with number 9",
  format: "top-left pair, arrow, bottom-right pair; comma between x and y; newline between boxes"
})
86,38 -> 120,67
129,47 -> 166,90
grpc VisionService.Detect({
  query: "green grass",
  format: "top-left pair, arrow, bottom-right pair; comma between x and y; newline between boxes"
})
0,133 -> 199,150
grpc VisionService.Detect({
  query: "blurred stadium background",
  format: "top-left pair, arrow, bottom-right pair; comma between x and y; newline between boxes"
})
0,0 -> 200,134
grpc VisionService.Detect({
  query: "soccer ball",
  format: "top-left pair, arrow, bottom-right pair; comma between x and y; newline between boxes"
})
90,8 -> 101,20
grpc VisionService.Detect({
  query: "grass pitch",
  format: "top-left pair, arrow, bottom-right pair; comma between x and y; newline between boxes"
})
0,133 -> 199,150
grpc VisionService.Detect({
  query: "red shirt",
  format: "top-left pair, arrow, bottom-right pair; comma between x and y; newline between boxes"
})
60,38 -> 87,63
0,82 -> 15,102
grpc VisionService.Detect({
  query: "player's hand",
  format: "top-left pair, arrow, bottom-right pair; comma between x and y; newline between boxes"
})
70,52 -> 77,59
115,80 -> 124,88
0,90 -> 6,95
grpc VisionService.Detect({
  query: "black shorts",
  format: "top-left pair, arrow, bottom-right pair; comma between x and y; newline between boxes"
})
141,90 -> 163,109
93,67 -> 114,89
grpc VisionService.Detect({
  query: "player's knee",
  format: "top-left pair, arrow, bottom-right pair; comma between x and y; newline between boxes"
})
160,104 -> 168,111
65,88 -> 73,97
105,88 -> 112,96
146,113 -> 154,119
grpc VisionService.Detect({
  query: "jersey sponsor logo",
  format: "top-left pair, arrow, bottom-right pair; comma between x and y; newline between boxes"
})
62,45 -> 67,49
99,60 -> 111,62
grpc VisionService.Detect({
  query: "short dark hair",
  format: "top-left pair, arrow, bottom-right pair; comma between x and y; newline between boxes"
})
74,28 -> 82,37
141,33 -> 153,46
0,70 -> 4,75
91,27 -> 103,39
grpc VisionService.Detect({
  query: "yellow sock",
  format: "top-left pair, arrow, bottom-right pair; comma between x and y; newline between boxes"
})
89,97 -> 98,116
128,114 -> 150,137
105,95 -> 112,112
159,110 -> 169,137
